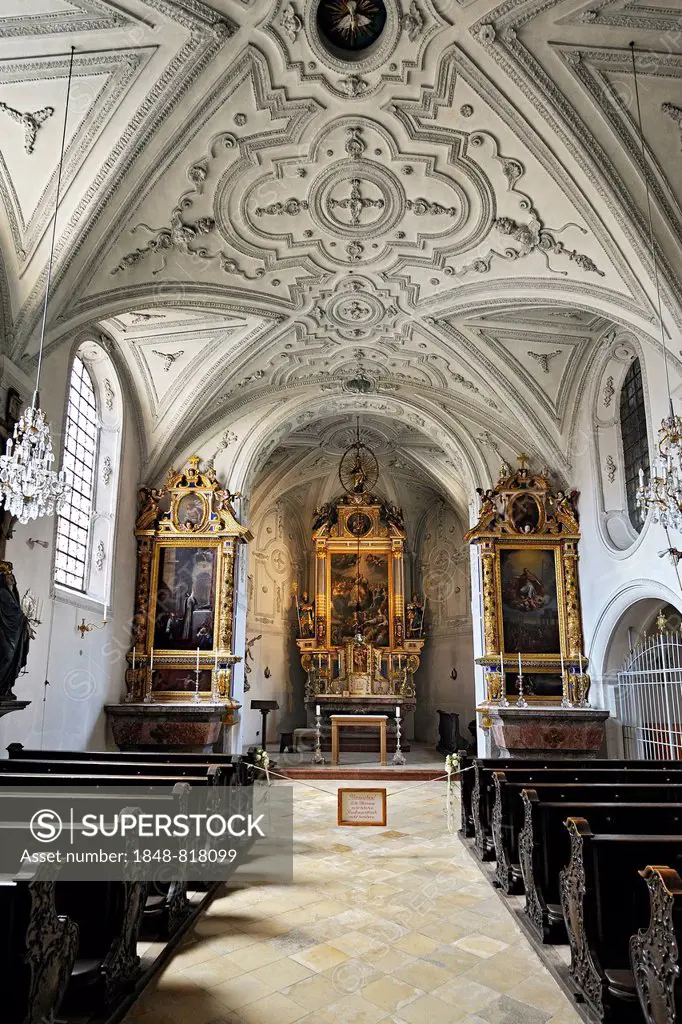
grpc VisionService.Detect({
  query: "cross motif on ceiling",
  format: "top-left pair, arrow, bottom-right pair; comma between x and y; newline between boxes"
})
327,178 -> 384,226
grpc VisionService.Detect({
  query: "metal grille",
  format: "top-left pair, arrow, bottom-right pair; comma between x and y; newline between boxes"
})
619,357 -> 649,530
617,630 -> 682,760
54,357 -> 98,591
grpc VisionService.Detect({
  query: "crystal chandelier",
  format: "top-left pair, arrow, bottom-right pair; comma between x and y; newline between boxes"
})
631,42 -> 682,528
0,49 -> 74,524
636,409 -> 682,529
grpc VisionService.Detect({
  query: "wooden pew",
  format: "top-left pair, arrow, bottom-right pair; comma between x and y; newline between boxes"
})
7,744 -> 257,786
462,758 -> 682,852
56,879 -> 147,1011
629,866 -> 682,1024
518,791 -> 682,942
491,774 -> 682,894
0,866 -> 79,1024
560,818 -> 682,1023
0,758 -> 232,785
474,764 -> 682,863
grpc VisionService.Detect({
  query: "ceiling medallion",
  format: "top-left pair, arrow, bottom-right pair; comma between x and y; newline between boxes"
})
316,0 -> 387,56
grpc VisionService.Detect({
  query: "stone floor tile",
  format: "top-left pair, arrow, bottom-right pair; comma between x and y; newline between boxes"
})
394,993 -> 469,1024
291,941 -> 350,972
238,992 -> 306,1024
360,975 -> 422,1013
476,994 -> 553,1024
453,934 -> 510,959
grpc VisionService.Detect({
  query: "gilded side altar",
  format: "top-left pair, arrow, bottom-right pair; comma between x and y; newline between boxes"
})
106,457 -> 252,752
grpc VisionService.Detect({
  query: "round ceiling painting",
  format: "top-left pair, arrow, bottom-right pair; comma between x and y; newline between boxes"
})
316,0 -> 388,54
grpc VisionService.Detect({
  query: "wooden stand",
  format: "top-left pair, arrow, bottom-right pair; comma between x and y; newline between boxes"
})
250,700 -> 279,749
331,714 -> 388,766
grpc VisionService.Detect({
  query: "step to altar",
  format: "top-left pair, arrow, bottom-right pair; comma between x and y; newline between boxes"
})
274,765 -> 446,781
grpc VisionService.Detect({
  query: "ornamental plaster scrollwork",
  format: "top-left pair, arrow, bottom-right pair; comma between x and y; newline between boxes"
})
605,455 -> 617,483
0,100 -> 54,154
527,349 -> 562,373
262,0 -> 447,101
280,3 -> 302,42
450,207 -> 604,278
662,103 -> 682,149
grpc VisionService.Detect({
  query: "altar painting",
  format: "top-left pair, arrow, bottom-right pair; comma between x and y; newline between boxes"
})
503,670 -> 563,700
153,546 -> 217,650
330,551 -> 389,647
151,667 -> 213,694
500,548 -> 560,655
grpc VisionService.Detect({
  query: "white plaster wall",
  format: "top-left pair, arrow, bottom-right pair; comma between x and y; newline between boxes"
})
0,345 -> 140,754
565,329 -> 682,741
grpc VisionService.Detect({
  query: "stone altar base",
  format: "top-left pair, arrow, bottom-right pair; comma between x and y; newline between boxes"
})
479,706 -> 609,759
106,703 -> 232,754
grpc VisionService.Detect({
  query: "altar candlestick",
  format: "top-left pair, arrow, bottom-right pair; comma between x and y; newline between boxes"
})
395,705 -> 400,719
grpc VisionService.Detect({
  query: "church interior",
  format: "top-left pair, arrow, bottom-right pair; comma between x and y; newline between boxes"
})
1,0 -> 682,1022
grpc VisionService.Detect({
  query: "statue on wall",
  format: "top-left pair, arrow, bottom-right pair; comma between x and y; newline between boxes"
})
0,561 -> 31,699
298,591 -> 315,638
406,594 -> 424,637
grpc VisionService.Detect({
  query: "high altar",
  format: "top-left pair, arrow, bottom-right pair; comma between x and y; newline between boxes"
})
106,457 -> 252,753
296,489 -> 424,731
465,457 -> 608,758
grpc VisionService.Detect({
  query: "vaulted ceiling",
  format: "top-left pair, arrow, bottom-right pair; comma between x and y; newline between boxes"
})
1,0 -> 681,498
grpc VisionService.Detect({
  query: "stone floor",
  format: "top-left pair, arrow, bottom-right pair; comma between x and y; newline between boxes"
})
125,780 -> 582,1024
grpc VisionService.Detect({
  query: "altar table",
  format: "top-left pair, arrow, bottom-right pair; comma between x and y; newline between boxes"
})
330,714 -> 388,766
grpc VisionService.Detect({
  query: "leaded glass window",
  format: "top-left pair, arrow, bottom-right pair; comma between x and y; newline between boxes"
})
54,357 -> 99,590
619,357 -> 650,531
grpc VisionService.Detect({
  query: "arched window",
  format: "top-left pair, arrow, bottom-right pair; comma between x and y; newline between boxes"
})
619,357 -> 650,531
54,356 -> 99,590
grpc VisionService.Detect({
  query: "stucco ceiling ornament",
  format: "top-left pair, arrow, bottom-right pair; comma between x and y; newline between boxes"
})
233,120 -> 471,271
0,100 -> 54,154
527,349 -> 562,374
450,207 -> 604,278
262,0 -> 447,101
281,3 -> 303,42
662,103 -> 682,149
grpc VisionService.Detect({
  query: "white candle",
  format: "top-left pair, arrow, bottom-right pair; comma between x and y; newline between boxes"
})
196,647 -> 200,672
214,650 -> 218,670
103,600 -> 108,623
316,704 -> 321,716
579,653 -> 583,674
518,652 -> 522,676
500,650 -> 504,678
150,648 -> 154,671
395,705 -> 400,719
560,650 -> 565,677
132,648 -> 136,671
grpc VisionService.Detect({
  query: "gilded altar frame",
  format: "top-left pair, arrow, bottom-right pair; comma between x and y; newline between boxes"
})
296,493 -> 424,705
126,456 -> 252,705
465,459 -> 586,704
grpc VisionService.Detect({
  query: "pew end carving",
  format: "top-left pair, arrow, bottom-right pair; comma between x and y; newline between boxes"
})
630,865 -> 682,1024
